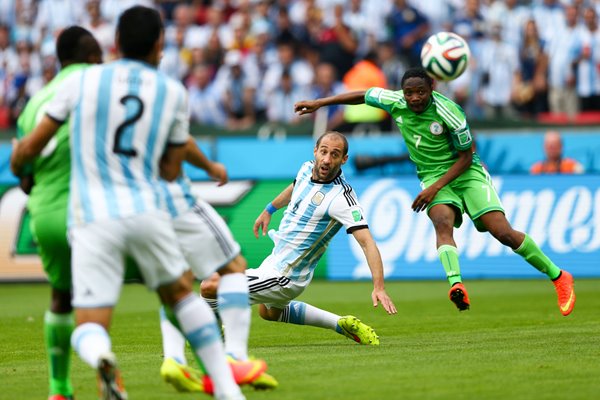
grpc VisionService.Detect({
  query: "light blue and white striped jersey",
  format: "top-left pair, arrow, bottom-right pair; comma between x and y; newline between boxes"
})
269,161 -> 368,283
160,175 -> 196,218
46,59 -> 190,226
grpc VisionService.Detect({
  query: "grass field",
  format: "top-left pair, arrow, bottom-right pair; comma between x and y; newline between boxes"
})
1,279 -> 599,400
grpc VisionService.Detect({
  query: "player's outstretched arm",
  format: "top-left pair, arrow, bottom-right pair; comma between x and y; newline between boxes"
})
10,115 -> 60,176
294,90 -> 367,115
253,183 -> 294,238
351,228 -> 397,315
185,137 -> 228,186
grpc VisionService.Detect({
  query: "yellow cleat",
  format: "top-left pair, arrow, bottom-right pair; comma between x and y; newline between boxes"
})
160,358 -> 204,393
337,315 -> 379,345
250,372 -> 279,390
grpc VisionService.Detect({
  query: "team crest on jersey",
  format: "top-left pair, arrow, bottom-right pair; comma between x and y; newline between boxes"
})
311,191 -> 325,206
429,122 -> 443,135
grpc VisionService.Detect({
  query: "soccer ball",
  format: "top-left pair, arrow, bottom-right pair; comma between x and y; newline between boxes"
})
420,32 -> 470,81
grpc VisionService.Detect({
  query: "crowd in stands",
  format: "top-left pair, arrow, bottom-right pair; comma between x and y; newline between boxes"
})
1,0 -> 600,133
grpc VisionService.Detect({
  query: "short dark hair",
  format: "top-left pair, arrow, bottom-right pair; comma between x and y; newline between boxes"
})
117,6 -> 163,60
56,26 -> 100,66
316,131 -> 348,156
401,67 -> 433,88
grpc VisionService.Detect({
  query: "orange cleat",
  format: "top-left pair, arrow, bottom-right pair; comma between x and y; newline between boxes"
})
552,270 -> 575,316
202,357 -> 268,395
449,282 -> 470,311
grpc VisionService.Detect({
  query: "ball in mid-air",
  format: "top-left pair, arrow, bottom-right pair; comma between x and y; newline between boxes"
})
420,32 -> 470,81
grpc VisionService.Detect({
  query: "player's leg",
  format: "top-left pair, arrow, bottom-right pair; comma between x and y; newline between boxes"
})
427,202 -> 470,311
69,221 -> 127,399
175,201 -> 251,361
477,211 -> 575,315
31,210 -> 75,400
133,213 -> 252,399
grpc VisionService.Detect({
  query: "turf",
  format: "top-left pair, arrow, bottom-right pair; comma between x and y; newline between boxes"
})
1,279 -> 599,400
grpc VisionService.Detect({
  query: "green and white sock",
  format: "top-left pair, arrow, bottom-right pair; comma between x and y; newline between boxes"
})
438,245 -> 462,286
44,311 -> 74,396
514,234 -> 561,280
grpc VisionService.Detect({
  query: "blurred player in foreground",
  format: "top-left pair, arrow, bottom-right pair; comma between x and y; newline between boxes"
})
200,131 -> 397,355
15,26 -> 102,400
12,6 -> 262,400
294,68 -> 575,316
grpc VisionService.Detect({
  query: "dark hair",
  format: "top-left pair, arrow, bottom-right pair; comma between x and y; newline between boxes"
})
56,26 -> 100,66
401,67 -> 433,88
316,131 -> 348,156
117,6 -> 163,60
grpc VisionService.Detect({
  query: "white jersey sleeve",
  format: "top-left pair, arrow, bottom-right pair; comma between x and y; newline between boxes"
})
167,83 -> 190,146
328,183 -> 368,233
45,71 -> 83,122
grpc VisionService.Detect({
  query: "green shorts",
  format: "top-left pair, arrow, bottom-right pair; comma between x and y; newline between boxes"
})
30,208 -> 71,291
422,164 -> 504,232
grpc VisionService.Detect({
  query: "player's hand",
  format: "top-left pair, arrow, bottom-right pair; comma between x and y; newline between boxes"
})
253,210 -> 272,238
372,289 -> 397,315
294,100 -> 320,115
206,161 -> 228,186
412,186 -> 439,213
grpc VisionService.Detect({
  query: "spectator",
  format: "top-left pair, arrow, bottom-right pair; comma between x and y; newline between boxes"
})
262,39 -> 313,98
309,62 -> 346,130
530,130 -> 585,174
513,19 -> 548,118
387,0 -> 430,67
219,49 -> 256,130
546,4 -> 580,119
188,64 -> 227,128
476,24 -> 519,120
82,0 -> 114,60
486,0 -> 530,49
572,7 -> 600,112
266,68 -> 310,125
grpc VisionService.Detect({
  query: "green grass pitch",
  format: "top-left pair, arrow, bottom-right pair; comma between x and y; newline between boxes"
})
1,279 -> 599,400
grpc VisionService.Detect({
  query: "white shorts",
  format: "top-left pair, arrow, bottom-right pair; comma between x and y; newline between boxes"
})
173,199 -> 241,280
71,212 -> 188,308
246,255 -> 308,309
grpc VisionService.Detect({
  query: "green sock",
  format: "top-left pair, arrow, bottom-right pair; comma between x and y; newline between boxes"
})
44,311 -> 74,397
163,305 -> 207,374
514,234 -> 561,279
438,245 -> 462,286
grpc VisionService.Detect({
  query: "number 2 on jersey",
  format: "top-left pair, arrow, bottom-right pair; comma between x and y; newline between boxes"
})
114,95 -> 144,157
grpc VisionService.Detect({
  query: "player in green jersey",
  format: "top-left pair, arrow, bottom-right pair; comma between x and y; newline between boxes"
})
16,27 -> 102,400
294,67 -> 576,317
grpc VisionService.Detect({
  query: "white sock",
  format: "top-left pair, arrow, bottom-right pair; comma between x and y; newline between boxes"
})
278,301 -> 340,330
218,273 -> 250,360
159,307 -> 187,364
173,294 -> 241,399
71,322 -> 111,369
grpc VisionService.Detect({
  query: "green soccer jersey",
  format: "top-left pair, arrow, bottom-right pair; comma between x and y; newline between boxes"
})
364,87 -> 481,180
16,64 -> 87,217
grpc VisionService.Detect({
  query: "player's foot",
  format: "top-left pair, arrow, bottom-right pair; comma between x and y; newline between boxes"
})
449,282 -> 470,311
249,371 -> 279,390
552,270 -> 576,316
202,357 -> 268,395
48,395 -> 74,400
97,352 -> 127,400
337,315 -> 379,345
160,357 -> 204,393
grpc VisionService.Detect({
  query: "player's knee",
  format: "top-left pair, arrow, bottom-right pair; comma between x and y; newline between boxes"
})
258,304 -> 279,321
199,275 -> 219,299
491,228 -> 519,248
218,254 -> 247,275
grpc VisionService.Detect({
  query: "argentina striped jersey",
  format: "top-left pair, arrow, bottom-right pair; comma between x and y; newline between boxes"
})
269,161 -> 368,283
45,59 -> 190,226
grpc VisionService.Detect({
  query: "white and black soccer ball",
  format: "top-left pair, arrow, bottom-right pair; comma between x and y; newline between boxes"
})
420,32 -> 470,82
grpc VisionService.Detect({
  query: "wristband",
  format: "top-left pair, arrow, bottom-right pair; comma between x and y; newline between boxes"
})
265,202 -> 277,215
